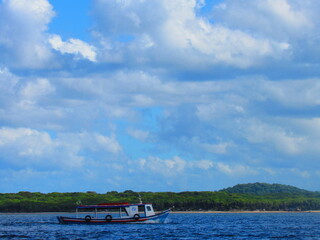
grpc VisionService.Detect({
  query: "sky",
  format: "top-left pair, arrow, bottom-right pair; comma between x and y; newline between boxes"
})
0,0 -> 320,193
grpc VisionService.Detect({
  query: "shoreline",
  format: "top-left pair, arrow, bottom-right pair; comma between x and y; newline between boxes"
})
171,210 -> 320,214
1,210 -> 320,215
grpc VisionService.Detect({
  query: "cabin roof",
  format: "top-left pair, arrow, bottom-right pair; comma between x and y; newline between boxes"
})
76,202 -> 151,209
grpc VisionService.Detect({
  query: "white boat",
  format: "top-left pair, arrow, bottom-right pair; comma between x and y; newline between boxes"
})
57,202 -> 171,224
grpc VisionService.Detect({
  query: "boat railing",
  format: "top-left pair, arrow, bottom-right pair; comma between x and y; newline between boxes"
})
75,207 -> 148,219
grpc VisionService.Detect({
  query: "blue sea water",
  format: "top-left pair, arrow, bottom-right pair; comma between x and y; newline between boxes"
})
1,212 -> 320,239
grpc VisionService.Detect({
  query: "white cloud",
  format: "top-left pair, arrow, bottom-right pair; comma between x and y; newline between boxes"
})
1,0 -> 320,191
264,0 -> 309,29
49,35 -> 97,62
239,118 -> 306,155
5,0 -> 54,26
215,162 -> 258,176
259,78 -> 320,107
191,159 -> 214,170
196,99 -> 246,121
20,78 -> 55,103
0,0 -> 55,68
3,69 -> 320,163
0,127 -> 122,169
127,128 -> 150,141
0,127 -> 52,156
138,156 -> 216,176
213,0 -> 316,40
0,127 -> 70,169
139,156 -> 187,176
162,10 -> 289,67
2,69 -> 320,189
202,142 -> 231,154
78,132 -> 122,154
53,72 -> 320,161
0,68 -> 19,103
93,0 -> 289,68
0,71 -> 66,129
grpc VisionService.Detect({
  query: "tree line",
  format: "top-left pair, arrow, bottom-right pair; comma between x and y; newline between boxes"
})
1,187 -> 320,212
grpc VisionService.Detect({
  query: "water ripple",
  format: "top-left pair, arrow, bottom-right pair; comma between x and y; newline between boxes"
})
1,213 -> 320,239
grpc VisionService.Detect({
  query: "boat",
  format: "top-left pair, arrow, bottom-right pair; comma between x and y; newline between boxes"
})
57,202 -> 171,224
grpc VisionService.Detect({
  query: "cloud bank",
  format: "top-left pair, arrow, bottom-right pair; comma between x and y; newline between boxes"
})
0,0 -> 320,192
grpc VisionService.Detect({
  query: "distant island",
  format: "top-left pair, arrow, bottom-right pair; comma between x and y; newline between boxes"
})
1,183 -> 320,212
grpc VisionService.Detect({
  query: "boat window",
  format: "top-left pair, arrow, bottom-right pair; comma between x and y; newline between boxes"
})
146,206 -> 152,211
138,205 -> 145,212
120,207 -> 129,216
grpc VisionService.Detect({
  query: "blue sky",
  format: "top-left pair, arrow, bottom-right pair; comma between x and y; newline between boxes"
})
1,0 -> 320,193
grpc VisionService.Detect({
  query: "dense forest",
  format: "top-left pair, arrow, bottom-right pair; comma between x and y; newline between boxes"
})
1,183 -> 320,212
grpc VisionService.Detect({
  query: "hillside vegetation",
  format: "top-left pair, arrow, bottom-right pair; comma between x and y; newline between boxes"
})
221,182 -> 312,195
1,183 -> 320,212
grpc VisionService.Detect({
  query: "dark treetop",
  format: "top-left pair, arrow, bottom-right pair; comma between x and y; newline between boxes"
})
1,183 -> 320,212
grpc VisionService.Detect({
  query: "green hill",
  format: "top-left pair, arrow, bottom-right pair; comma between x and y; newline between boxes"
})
1,183 -> 320,212
220,182 -> 311,195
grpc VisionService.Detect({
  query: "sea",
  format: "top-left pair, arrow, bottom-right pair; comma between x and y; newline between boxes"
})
1,212 -> 320,239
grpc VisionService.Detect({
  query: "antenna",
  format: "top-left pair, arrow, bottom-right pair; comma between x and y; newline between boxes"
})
138,193 -> 142,204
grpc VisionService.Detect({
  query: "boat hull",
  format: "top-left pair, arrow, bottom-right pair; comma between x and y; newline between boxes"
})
57,209 -> 170,224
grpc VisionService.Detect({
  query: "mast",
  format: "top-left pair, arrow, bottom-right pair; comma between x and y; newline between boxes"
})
138,193 -> 142,204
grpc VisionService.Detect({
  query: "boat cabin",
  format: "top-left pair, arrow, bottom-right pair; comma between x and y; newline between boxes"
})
76,202 -> 155,219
